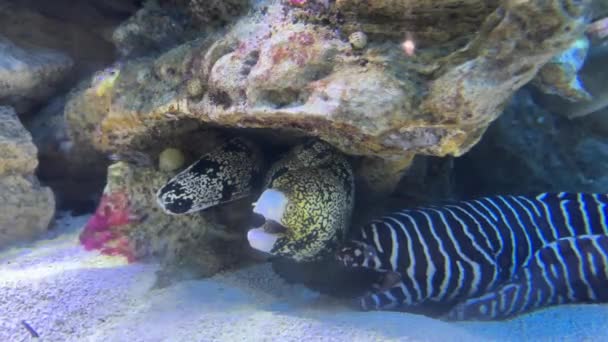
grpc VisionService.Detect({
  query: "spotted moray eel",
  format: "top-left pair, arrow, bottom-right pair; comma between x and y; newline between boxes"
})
336,192 -> 608,320
247,140 -> 355,261
155,138 -> 354,261
156,137 -> 264,215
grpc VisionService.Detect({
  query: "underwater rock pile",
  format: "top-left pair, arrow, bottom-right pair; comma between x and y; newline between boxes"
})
0,0 -> 140,113
54,0 -> 596,280
0,0 -> 145,212
65,0 -> 593,195
532,37 -> 591,102
112,1 -> 189,58
454,88 -> 608,197
0,36 -> 73,113
163,0 -> 251,26
24,95 -> 108,212
0,0 -> 606,324
0,106 -> 55,248
535,42 -> 608,121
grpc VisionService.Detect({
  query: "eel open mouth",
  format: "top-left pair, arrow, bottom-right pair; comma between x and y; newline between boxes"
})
247,189 -> 288,253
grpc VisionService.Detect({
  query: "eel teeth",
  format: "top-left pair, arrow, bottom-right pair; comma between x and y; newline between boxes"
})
252,189 -> 288,224
247,189 -> 289,253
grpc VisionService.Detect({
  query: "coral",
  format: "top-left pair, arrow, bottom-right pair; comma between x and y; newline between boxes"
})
79,190 -> 139,262
289,0 -> 307,6
80,156 -> 249,277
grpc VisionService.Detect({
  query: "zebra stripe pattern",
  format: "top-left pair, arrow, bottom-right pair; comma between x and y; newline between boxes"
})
336,192 -> 608,320
444,234 -> 608,320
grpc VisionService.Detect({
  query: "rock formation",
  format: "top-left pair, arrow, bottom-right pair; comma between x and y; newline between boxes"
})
0,106 -> 55,248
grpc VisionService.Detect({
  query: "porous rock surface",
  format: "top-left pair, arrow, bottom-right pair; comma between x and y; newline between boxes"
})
535,44 -> 608,120
0,106 -> 55,248
24,96 -> 108,211
164,0 -> 250,26
65,0 -> 592,193
77,131 -> 254,283
454,89 -> 608,197
0,37 -> 73,113
112,1 -> 189,58
118,159 -> 250,282
0,0 -> 138,82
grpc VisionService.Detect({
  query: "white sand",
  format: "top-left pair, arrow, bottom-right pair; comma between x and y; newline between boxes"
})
1,213 -> 607,342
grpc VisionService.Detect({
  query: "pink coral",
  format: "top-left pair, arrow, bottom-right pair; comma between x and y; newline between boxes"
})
79,191 -> 138,262
289,0 -> 307,7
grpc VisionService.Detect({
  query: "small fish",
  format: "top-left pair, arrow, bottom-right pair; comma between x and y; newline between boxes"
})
92,65 -> 121,97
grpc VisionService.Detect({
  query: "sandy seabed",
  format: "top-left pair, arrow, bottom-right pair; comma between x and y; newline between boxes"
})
1,213 -> 607,342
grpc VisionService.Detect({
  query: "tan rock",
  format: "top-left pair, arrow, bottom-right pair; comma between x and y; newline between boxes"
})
81,160 -> 249,281
24,96 -> 107,209
0,175 -> 55,249
64,0 -> 591,194
0,106 -> 55,248
0,0 -> 131,84
0,107 -> 38,175
0,36 -> 73,114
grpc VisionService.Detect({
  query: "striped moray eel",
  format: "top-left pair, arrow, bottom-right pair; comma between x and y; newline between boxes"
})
336,192 -> 608,320
446,234 -> 608,320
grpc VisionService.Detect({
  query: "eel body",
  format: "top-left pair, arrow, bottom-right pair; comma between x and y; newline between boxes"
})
156,137 -> 264,215
247,140 -> 355,261
337,192 -> 608,320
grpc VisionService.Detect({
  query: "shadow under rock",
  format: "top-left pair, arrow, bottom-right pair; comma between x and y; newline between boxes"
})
270,256 -> 383,299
